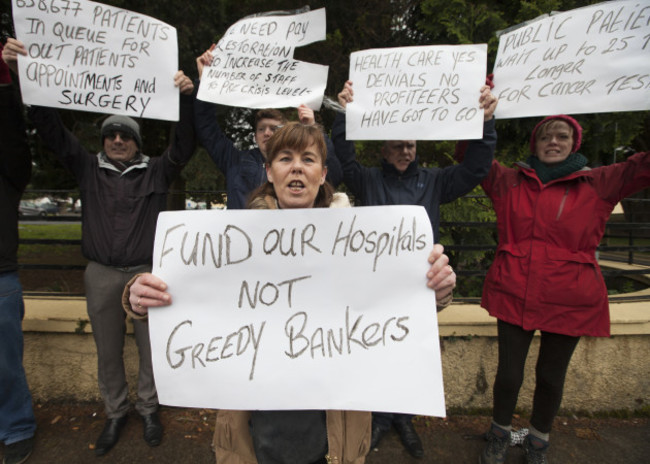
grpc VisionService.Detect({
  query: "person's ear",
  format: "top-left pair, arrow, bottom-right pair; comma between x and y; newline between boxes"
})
265,163 -> 274,183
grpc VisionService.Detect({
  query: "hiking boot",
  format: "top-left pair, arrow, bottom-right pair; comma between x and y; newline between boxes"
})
479,423 -> 510,464
510,427 -> 529,446
3,437 -> 34,464
393,418 -> 424,458
523,434 -> 549,464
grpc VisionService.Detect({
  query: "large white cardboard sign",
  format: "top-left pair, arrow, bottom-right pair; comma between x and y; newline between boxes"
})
12,0 -> 179,120
149,205 -> 446,417
197,8 -> 328,111
346,44 -> 487,140
493,0 -> 650,119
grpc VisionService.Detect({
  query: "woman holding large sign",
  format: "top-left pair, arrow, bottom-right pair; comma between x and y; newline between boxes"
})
479,115 -> 650,464
123,121 -> 456,463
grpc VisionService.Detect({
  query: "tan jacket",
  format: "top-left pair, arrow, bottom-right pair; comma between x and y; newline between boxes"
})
212,409 -> 371,464
212,192 -> 370,463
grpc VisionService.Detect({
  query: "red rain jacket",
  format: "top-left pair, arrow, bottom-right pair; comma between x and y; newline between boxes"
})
481,152 -> 650,337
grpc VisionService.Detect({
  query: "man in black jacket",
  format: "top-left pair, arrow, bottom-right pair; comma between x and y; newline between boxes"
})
333,79 -> 498,458
0,44 -> 36,464
3,38 -> 196,457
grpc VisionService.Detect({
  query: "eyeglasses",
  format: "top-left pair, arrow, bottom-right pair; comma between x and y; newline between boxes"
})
105,131 -> 134,142
256,124 -> 283,134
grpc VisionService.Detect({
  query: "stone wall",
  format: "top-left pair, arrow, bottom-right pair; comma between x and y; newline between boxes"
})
22,296 -> 650,413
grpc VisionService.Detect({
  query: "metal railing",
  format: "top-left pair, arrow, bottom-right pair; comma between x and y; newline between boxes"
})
18,192 -> 650,301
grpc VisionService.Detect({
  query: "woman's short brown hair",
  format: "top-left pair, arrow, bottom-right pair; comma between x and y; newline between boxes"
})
265,121 -> 327,166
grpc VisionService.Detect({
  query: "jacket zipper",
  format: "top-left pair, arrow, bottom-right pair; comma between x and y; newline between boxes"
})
324,412 -> 339,464
556,187 -> 569,220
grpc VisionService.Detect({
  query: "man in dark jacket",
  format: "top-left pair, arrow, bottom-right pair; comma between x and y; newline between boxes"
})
3,38 -> 196,458
333,80 -> 498,458
0,44 -> 36,464
194,45 -> 342,210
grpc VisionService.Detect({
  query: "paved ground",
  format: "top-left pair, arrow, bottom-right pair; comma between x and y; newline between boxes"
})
1,402 -> 648,463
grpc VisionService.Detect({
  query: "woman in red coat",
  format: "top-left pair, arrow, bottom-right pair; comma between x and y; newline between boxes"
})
479,115 -> 650,464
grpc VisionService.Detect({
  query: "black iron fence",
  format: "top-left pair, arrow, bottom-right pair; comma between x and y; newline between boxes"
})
18,192 -> 650,302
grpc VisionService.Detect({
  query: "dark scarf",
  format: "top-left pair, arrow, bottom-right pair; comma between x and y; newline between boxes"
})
526,152 -> 588,184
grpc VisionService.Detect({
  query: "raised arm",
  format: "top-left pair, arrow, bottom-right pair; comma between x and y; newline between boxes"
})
438,86 -> 498,203
194,44 -> 243,174
330,80 -> 367,196
162,70 -> 196,174
297,104 -> 343,187
0,48 -> 31,191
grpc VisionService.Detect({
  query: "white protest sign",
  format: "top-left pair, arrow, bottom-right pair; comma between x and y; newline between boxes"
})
12,0 -> 179,120
149,205 -> 446,417
346,44 -> 487,140
197,8 -> 328,111
493,0 -> 650,119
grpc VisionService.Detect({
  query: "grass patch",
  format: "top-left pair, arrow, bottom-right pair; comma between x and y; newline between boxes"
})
19,223 -> 81,240
18,223 -> 84,265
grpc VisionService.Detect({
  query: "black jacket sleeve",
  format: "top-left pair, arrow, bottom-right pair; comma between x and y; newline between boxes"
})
0,85 -> 31,192
330,111 -> 366,197
438,117 -> 497,204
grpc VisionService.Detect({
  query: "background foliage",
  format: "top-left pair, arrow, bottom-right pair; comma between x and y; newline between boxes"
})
3,0 -> 649,293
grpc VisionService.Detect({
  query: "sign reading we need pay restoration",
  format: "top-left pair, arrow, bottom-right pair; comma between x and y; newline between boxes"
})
197,8 -> 328,111
148,205 -> 446,417
12,0 -> 179,120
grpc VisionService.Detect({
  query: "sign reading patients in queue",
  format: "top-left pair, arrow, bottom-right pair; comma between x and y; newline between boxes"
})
197,8 -> 329,111
493,0 -> 650,119
147,205 -> 446,417
346,44 -> 487,141
11,0 -> 179,121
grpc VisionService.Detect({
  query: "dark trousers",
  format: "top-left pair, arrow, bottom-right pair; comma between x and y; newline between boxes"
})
372,412 -> 413,432
493,320 -> 580,433
84,261 -> 157,418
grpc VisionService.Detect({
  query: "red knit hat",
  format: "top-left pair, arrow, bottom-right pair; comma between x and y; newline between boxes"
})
530,115 -> 582,154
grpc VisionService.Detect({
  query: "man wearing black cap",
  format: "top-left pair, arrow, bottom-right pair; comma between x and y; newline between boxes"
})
3,38 -> 196,457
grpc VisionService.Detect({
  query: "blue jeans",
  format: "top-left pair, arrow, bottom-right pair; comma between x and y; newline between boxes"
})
0,272 -> 36,444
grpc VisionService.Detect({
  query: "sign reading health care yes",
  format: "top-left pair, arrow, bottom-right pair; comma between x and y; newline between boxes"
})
12,0 -> 179,120
493,0 -> 650,119
197,8 -> 328,110
148,205 -> 446,416
346,44 -> 487,140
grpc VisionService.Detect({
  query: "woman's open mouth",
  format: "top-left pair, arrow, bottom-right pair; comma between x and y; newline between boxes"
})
288,180 -> 305,191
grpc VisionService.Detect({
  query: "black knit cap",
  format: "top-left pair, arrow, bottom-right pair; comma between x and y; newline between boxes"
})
101,115 -> 142,148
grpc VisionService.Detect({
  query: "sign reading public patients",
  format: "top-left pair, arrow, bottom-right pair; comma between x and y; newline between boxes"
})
493,0 -> 650,118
